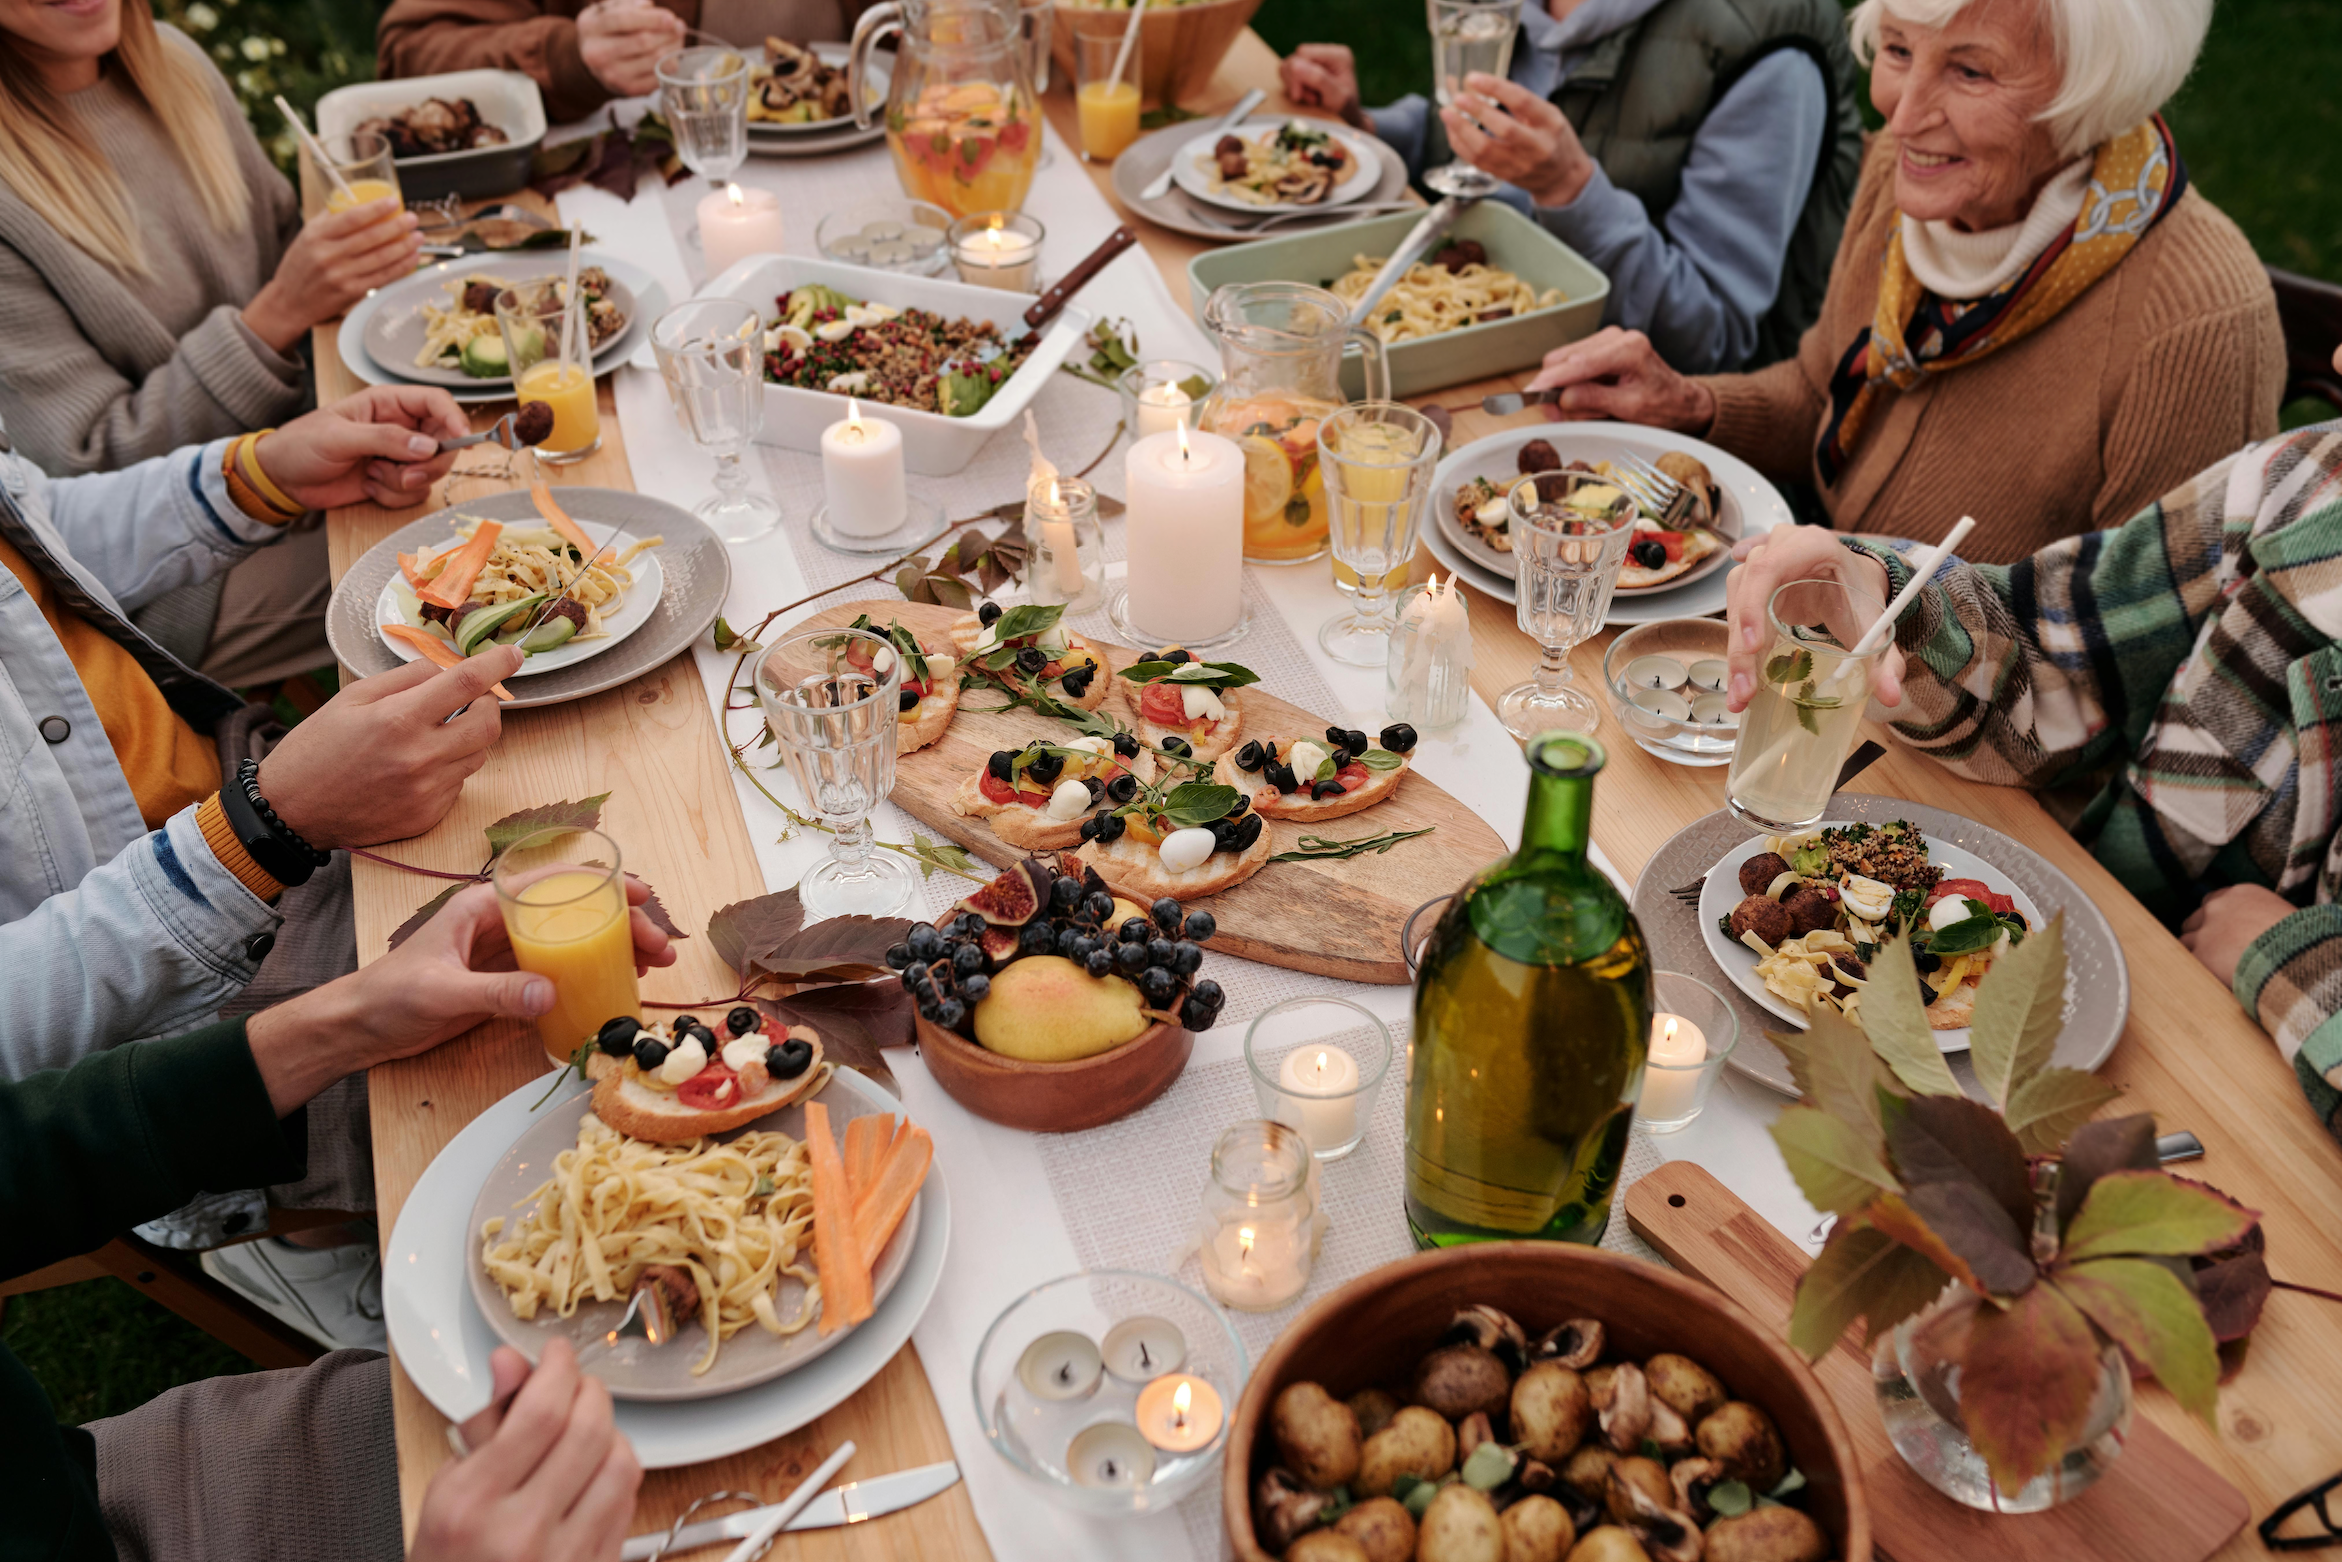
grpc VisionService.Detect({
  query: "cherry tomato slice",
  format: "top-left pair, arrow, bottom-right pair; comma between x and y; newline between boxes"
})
1139,683 -> 1190,725
676,1065 -> 740,1110
1334,762 -> 1371,792
978,771 -> 1053,807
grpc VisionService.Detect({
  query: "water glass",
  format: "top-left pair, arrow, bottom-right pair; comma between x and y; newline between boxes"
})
491,829 -> 638,1063
1242,995 -> 1395,1161
1636,972 -> 1738,1133
659,45 -> 751,241
1424,0 -> 1522,198
1498,473 -> 1635,738
1317,402 -> 1440,666
650,298 -> 779,544
1018,0 -> 1054,94
755,627 -> 914,918
1725,577 -> 1886,832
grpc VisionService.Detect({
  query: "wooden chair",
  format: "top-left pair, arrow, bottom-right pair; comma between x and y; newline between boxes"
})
2271,265 -> 2342,413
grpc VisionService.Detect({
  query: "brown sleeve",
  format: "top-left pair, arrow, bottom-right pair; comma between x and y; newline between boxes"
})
376,0 -> 614,125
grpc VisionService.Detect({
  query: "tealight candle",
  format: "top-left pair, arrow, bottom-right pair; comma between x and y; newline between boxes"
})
698,183 -> 786,279
1120,423 -> 1245,646
1134,1374 -> 1224,1454
948,211 -> 1044,293
1630,685 -> 1693,725
1016,1329 -> 1104,1401
1275,1045 -> 1361,1151
1623,655 -> 1689,692
1640,1013 -> 1707,1122
1134,381 -> 1193,440
819,398 -> 908,540
1686,659 -> 1729,693
1198,1215 -> 1311,1311
1101,1316 -> 1187,1383
1066,1421 -> 1158,1486
1689,691 -> 1738,727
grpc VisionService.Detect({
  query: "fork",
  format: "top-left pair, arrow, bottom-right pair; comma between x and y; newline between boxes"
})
1607,449 -> 1693,527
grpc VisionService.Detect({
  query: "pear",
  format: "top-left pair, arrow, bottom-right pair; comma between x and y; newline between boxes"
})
973,956 -> 1148,1061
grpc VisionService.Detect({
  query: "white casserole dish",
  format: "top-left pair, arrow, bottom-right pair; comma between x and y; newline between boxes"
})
315,70 -> 548,202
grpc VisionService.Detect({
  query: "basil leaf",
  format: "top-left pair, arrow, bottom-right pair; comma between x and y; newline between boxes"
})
1357,748 -> 1404,771
1315,753 -> 1337,781
887,622 -> 929,686
1116,659 -> 1261,690
1168,662 -> 1219,682
1926,912 -> 2003,957
988,602 -> 1063,645
1160,782 -> 1239,829
982,645 -> 1022,670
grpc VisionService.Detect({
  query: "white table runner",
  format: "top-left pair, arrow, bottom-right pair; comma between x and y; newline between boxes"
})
555,120 -> 1824,1561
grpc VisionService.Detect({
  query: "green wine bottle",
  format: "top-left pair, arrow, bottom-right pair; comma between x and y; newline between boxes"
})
1405,732 -> 1652,1247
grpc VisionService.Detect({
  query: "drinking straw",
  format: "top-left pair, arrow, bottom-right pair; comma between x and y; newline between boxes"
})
1845,515 -> 1977,660
557,225 -> 584,372
719,1441 -> 857,1562
276,95 -> 355,205
1107,0 -> 1146,93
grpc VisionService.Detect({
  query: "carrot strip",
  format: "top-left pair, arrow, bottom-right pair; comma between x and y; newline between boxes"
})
805,1102 -> 873,1333
416,518 -> 502,609
852,1126 -> 932,1268
528,474 -> 597,557
380,624 -> 515,700
843,1113 -> 890,1204
396,551 -> 429,588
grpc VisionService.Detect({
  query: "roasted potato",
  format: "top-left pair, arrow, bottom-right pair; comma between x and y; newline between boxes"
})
1333,1496 -> 1416,1562
1348,1387 -> 1403,1440
1412,1344 -> 1513,1421
1356,1406 -> 1457,1497
1703,1507 -> 1830,1562
1696,1401 -> 1788,1491
1417,1484 -> 1505,1562
1512,1362 -> 1593,1462
1286,1530 -> 1372,1562
1501,1494 -> 1575,1562
1272,1381 -> 1362,1490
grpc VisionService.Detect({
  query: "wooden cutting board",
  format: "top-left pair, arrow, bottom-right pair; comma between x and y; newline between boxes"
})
797,600 -> 1507,984
1625,1162 -> 2250,1562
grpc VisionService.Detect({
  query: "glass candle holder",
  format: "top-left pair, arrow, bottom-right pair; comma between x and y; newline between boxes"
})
1385,574 -> 1473,733
1118,360 -> 1214,443
1637,971 -> 1739,1132
815,201 -> 954,274
1024,474 -> 1104,611
1243,996 -> 1394,1161
947,211 -> 1045,293
1194,1121 -> 1321,1311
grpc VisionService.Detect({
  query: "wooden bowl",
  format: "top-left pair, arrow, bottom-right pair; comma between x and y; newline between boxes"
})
1223,1243 -> 1873,1562
914,1013 -> 1193,1131
1050,0 -> 1267,109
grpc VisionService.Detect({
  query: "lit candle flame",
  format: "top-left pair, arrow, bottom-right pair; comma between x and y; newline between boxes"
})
724,181 -> 746,209
1047,476 -> 1061,508
1175,419 -> 1192,465
1238,1226 -> 1254,1260
845,397 -> 865,442
1172,1380 -> 1192,1428
1313,1049 -> 1328,1083
1662,1017 -> 1679,1047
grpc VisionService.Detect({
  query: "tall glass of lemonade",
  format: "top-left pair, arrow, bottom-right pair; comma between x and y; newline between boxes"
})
493,829 -> 640,1061
496,288 -> 601,463
316,130 -> 401,214
1725,577 -> 1886,831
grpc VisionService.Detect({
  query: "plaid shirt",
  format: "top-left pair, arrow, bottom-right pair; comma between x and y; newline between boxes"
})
1850,422 -> 2342,1143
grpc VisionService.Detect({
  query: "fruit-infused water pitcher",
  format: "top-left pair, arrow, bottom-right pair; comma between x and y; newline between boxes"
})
1195,282 -> 1390,566
851,0 -> 1040,220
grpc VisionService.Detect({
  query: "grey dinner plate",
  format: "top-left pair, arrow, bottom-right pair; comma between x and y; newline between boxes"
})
325,488 -> 731,709
1110,120 -> 1410,242
465,1069 -> 920,1401
362,261 -> 640,389
1629,793 -> 2131,1097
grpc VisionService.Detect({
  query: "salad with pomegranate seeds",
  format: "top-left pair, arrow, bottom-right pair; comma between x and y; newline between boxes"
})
762,285 -> 1032,418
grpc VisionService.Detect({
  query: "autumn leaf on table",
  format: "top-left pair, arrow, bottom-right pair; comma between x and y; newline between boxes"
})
750,914 -> 921,985
1854,932 -> 1962,1097
707,888 -> 808,982
1958,1281 -> 2108,1493
2059,1170 -> 2260,1264
386,880 -> 469,951
1883,1092 -> 2034,1234
1791,1221 -> 1950,1357
757,982 -> 914,1072
2050,1113 -> 2159,1232
2053,1257 -> 2222,1421
2004,1066 -> 2123,1156
1967,912 -> 2067,1108
484,794 -> 613,858
1768,1104 -> 1900,1217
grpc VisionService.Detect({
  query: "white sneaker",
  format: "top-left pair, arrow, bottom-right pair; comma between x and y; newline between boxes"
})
201,1235 -> 387,1352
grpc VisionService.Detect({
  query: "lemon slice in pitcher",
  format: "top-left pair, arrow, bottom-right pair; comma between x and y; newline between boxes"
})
1239,435 -> 1294,525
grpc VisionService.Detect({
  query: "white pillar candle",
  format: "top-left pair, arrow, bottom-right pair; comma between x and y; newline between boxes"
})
1133,381 -> 1193,441
1124,424 -> 1244,644
820,398 -> 907,538
1276,1045 -> 1361,1150
698,182 -> 786,280
1640,1013 -> 1707,1121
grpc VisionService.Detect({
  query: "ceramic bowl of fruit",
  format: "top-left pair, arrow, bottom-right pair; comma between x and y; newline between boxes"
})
894,855 -> 1225,1132
1224,1244 -> 1869,1562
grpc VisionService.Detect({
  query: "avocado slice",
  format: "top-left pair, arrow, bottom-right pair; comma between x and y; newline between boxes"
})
459,333 -> 512,378
454,593 -> 544,657
514,615 -> 578,654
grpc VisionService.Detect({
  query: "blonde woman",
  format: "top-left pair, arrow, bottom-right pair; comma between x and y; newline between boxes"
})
0,0 -> 422,480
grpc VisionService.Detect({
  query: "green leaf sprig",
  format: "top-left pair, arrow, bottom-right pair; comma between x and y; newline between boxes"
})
1118,658 -> 1262,691
847,613 -> 930,686
1270,826 -> 1435,862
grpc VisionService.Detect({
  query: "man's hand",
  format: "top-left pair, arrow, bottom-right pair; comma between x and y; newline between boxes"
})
242,199 -> 423,351
257,648 -> 521,850
244,878 -> 677,1113
1525,326 -> 1717,432
1437,73 -> 1595,209
578,0 -> 686,98
1280,44 -> 1369,129
2180,885 -> 2297,991
253,387 -> 469,511
1722,527 -> 1901,712
410,1342 -> 642,1562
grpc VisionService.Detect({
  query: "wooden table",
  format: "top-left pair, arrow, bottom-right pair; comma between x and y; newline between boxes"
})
321,31 -> 2341,1559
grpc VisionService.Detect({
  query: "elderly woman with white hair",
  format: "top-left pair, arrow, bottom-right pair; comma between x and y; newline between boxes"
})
1524,0 -> 2285,562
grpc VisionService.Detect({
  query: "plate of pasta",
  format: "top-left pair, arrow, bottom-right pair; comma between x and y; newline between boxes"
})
356,254 -> 644,390
374,513 -> 664,677
1172,118 -> 1380,211
1332,241 -> 1569,346
465,1068 -> 929,1400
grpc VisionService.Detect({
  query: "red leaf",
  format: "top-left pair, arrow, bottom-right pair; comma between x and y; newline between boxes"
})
753,914 -> 921,984
1869,1189 -> 2034,1298
2191,1247 -> 2272,1342
759,982 -> 912,1071
2054,1113 -> 2158,1233
386,879 -> 469,950
636,884 -> 687,941
1959,1281 -> 2108,1494
1790,1221 -> 1951,1358
1885,1092 -> 2034,1233
483,793 -> 612,857
1902,1180 -> 2036,1296
707,889 -> 807,980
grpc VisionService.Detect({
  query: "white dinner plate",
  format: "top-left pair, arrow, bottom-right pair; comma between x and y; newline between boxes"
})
1424,424 -> 1791,623
374,520 -> 665,678
1170,119 -> 1381,213
383,1067 -> 951,1468
337,253 -> 665,405
1696,820 -> 2051,1054
744,41 -> 888,144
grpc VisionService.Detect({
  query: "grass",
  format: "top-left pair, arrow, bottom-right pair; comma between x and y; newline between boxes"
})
3,1280 -> 256,1425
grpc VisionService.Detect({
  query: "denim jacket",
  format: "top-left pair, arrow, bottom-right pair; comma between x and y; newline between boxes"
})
0,433 -> 284,1077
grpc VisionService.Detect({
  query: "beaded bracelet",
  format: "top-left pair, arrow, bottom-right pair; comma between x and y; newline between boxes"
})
239,757 -> 331,870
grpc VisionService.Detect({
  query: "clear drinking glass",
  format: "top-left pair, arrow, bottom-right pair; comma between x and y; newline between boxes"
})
1499,473 -> 1635,738
1019,0 -> 1055,171
650,298 -> 780,544
1317,402 -> 1440,667
496,288 -> 600,464
1724,577 -> 1886,832
1424,0 -> 1523,199
755,627 -> 915,918
659,45 -> 752,244
317,130 -> 402,214
492,829 -> 639,1062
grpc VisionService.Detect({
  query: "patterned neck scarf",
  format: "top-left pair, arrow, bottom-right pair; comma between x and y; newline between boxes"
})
1815,117 -> 2187,486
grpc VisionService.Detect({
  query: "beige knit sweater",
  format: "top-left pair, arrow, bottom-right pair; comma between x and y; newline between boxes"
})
1696,132 -> 2285,564
0,26 -> 306,477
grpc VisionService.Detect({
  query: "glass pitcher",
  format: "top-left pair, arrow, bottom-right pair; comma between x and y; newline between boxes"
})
1196,282 -> 1390,565
851,0 -> 1040,220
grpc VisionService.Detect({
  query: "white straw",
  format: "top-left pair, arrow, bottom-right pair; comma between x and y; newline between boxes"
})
719,1441 -> 856,1562
1107,0 -> 1145,93
557,226 -> 584,372
276,94 -> 355,204
1846,515 -> 1976,659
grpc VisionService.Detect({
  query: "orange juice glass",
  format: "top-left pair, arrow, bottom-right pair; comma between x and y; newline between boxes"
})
314,131 -> 402,215
497,289 -> 602,462
1074,28 -> 1141,162
493,830 -> 640,1061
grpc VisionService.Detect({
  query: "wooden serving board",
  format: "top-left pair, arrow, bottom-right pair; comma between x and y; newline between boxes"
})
802,600 -> 1506,984
1625,1162 -> 2250,1562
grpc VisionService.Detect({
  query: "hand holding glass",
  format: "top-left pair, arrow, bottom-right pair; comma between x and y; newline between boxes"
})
1725,577 -> 1885,831
493,829 -> 639,1059
1424,0 -> 1523,199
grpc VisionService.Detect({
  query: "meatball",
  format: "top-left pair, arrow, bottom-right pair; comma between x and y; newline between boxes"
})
1780,884 -> 1839,935
461,280 -> 502,315
1431,239 -> 1487,273
1737,852 -> 1791,898
1727,895 -> 1792,945
1516,439 -> 1561,476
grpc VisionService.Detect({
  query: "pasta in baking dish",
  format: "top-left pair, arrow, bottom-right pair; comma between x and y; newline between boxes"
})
1331,253 -> 1566,344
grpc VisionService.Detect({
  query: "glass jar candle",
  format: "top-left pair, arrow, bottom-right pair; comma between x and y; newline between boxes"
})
1194,1121 -> 1321,1312
1025,474 -> 1105,612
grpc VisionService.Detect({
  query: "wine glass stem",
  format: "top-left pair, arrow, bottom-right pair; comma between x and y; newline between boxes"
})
712,448 -> 748,507
1355,579 -> 1388,627
1536,643 -> 1574,698
828,811 -> 876,875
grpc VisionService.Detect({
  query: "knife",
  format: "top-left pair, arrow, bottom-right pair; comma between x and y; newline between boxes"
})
1140,88 -> 1267,201
1346,196 -> 1475,327
1479,387 -> 1562,417
618,1461 -> 960,1560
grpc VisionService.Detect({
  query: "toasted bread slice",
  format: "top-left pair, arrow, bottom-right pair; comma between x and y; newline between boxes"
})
1077,822 -> 1273,902
1617,526 -> 1722,590
896,643 -> 961,753
1124,684 -> 1247,763
1215,736 -> 1409,823
949,743 -> 1155,851
946,613 -> 1111,710
585,1028 -> 826,1144
1927,977 -> 1983,1030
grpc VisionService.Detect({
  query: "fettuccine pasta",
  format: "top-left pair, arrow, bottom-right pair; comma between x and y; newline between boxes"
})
1332,254 -> 1565,344
480,1113 -> 822,1375
409,518 -> 662,642
1739,927 -> 1867,1019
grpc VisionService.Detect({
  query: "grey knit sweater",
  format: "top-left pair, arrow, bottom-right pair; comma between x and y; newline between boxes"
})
0,26 -> 307,476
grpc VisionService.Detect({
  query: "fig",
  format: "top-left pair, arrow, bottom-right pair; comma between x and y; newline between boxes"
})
956,858 -> 1048,926
1512,1362 -> 1592,1462
1334,1496 -> 1416,1562
1417,1484 -> 1504,1562
1644,1355 -> 1727,1424
1356,1406 -> 1455,1497
1703,1507 -> 1829,1562
1348,1387 -> 1403,1439
1272,1381 -> 1361,1490
1413,1344 -> 1512,1421
1696,1402 -> 1786,1491
1502,1493 -> 1575,1562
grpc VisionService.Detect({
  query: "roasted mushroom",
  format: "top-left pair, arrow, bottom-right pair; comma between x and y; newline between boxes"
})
1533,1317 -> 1605,1370
1647,1398 -> 1695,1457
1357,1406 -> 1457,1497
1287,1531 -> 1372,1562
1252,1467 -> 1328,1554
1695,1402 -> 1787,1491
1736,852 -> 1792,898
1595,1361 -> 1653,1453
1604,1458 -> 1673,1524
1653,450 -> 1719,528
1607,1469 -> 1705,1562
1348,1387 -> 1403,1439
1667,1457 -> 1728,1523
1565,1530 -> 1652,1562
1444,1303 -> 1531,1371
1458,1410 -> 1495,1458
1559,1444 -> 1618,1500
1417,1484 -> 1505,1562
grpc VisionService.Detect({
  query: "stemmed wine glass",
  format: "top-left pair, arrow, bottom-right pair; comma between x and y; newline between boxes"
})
658,45 -> 751,247
651,298 -> 780,544
755,627 -> 915,918
1018,0 -> 1056,167
1317,402 -> 1440,666
1423,0 -> 1524,200
1499,472 -> 1636,737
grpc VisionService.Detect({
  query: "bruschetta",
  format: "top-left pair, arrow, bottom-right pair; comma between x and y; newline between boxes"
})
846,614 -> 959,753
584,1014 -> 826,1144
1115,650 -> 1255,762
950,736 -> 1155,851
1215,724 -> 1415,823
949,602 -> 1108,710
